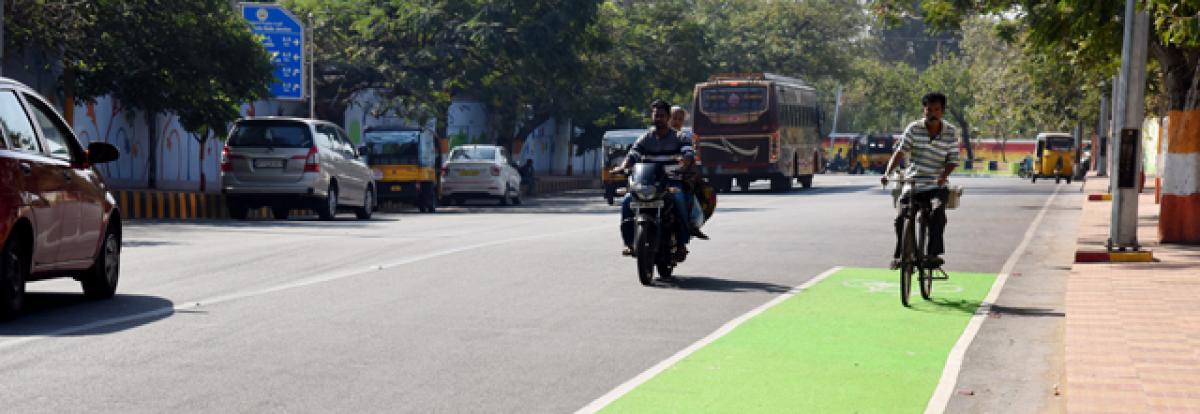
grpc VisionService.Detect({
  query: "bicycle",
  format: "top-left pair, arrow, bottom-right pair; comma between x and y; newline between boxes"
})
887,177 -> 951,307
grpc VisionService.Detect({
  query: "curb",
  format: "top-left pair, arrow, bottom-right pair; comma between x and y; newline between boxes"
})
112,190 -> 312,220
1074,250 -> 1155,263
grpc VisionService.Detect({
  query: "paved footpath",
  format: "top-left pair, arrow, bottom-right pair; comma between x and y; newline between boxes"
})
1066,176 -> 1200,413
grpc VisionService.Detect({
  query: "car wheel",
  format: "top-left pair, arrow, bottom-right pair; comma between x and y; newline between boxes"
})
228,201 -> 249,220
81,223 -> 120,299
355,187 -> 374,220
0,233 -> 29,319
499,185 -> 512,206
317,185 -> 338,221
272,207 -> 291,220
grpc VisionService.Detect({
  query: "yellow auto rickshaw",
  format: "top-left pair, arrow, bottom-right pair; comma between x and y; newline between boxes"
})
601,129 -> 644,205
848,133 -> 897,174
359,126 -> 442,212
1032,132 -> 1076,184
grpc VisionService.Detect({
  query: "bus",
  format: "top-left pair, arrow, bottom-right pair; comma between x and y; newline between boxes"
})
691,73 -> 823,192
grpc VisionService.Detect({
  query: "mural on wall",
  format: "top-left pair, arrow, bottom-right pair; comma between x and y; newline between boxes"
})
73,96 -> 280,192
72,97 -> 150,188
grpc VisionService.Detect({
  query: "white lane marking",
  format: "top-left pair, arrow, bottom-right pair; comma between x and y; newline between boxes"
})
0,224 -> 608,352
576,266 -> 844,414
924,184 -> 1062,414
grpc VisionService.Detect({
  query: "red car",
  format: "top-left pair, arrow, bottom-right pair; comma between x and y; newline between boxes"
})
0,78 -> 122,319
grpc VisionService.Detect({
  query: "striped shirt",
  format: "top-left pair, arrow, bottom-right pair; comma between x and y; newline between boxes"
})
624,127 -> 695,166
898,119 -> 960,190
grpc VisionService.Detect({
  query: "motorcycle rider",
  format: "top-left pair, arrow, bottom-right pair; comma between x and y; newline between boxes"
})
613,99 -> 696,261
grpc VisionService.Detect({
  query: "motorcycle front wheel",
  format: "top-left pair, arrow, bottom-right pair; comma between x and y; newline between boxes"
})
634,223 -> 655,286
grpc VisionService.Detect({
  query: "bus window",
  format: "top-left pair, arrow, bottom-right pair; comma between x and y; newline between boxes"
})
700,86 -> 768,114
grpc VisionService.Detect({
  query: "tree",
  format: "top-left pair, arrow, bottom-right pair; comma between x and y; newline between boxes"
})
920,52 -> 977,166
8,0 -> 275,191
872,0 -> 1200,242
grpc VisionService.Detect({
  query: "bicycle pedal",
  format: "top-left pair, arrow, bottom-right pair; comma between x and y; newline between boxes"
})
932,269 -> 950,280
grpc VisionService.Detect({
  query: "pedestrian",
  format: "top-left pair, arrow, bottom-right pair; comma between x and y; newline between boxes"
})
520,159 -> 536,196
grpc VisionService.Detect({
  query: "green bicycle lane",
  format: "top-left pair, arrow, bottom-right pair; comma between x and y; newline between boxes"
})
590,267 -> 997,413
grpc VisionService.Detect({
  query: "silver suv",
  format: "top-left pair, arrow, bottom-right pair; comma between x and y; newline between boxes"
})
220,118 -> 375,220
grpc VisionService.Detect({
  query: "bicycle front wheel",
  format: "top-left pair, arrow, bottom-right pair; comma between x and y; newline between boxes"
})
900,216 -> 916,307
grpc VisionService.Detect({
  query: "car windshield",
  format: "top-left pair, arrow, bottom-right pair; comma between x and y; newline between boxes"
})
229,122 -> 312,148
363,130 -> 421,165
450,147 -> 496,161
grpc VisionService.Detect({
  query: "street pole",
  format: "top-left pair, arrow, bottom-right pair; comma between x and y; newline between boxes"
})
1109,0 -> 1150,251
830,85 -> 842,157
1097,93 -> 1109,173
1,0 -> 6,77
308,12 -> 315,119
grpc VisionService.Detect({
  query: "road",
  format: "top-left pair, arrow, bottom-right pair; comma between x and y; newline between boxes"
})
0,175 -> 1080,412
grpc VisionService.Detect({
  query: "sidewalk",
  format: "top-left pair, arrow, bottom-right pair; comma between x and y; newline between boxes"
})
1066,176 -> 1200,412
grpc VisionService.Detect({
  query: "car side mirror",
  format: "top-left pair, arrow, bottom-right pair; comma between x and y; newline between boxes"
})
87,142 -> 120,164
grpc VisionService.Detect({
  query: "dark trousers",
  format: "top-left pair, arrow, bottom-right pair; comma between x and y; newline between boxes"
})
621,182 -> 690,248
893,188 -> 949,258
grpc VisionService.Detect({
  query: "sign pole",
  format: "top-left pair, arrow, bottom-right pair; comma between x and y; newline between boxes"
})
308,12 -> 315,119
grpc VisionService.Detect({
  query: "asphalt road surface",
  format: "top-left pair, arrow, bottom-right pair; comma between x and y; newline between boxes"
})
0,175 -> 1080,413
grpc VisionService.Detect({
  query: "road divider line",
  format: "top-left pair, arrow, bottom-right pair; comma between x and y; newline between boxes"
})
576,266 -> 844,414
924,183 -> 1062,414
0,224 -> 609,352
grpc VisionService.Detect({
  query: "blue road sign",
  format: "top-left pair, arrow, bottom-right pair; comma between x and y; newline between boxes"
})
240,3 -> 305,100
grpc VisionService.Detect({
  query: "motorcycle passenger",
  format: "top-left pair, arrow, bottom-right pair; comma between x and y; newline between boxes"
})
669,105 -> 709,241
613,99 -> 696,261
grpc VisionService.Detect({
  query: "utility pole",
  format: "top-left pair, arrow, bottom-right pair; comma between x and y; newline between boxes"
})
830,85 -> 842,156
1109,0 -> 1150,251
1097,92 -> 1109,174
1,0 -> 6,77
308,12 -> 316,119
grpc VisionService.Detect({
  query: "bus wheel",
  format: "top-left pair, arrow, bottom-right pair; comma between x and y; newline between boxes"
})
799,174 -> 813,188
770,176 -> 793,192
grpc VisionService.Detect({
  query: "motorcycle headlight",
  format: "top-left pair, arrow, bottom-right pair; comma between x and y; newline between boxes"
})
632,183 -> 657,201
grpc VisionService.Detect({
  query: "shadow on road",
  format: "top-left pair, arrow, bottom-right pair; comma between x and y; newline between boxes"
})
989,305 -> 1066,318
912,297 -> 984,315
0,293 -> 174,336
655,275 -> 792,293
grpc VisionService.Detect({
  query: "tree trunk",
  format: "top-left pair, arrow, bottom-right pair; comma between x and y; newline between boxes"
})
1154,43 -> 1200,243
950,108 -> 973,170
146,113 -> 157,189
197,134 -> 207,193
62,68 -> 75,125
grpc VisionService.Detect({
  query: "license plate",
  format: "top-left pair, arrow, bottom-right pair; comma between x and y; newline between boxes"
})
254,159 -> 285,168
459,170 -> 480,177
390,185 -> 403,192
630,200 -> 663,209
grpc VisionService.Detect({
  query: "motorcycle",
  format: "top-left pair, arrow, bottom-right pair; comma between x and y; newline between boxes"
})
623,162 -> 689,286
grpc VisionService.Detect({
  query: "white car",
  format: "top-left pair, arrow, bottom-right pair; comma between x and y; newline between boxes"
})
440,145 -> 522,205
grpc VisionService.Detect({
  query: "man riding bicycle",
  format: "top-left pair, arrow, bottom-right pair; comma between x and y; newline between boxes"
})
882,92 -> 960,270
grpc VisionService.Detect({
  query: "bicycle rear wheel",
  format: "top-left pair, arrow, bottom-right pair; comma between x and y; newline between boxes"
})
900,216 -> 916,307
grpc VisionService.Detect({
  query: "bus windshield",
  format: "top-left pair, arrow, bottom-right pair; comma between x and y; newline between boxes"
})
363,130 -> 421,165
699,86 -> 769,115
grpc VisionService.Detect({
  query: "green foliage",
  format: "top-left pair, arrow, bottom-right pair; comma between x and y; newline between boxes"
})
6,0 -> 274,137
